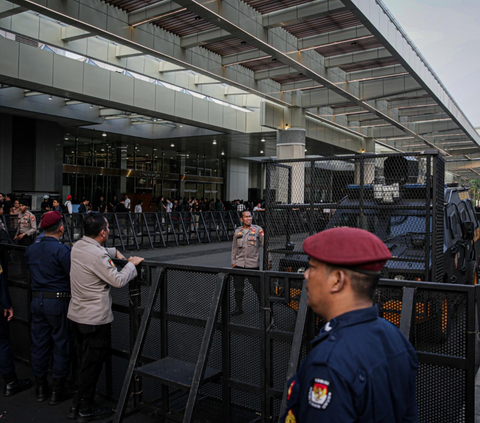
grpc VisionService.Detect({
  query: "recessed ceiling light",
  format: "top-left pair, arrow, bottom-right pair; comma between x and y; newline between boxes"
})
102,133 -> 107,137
260,150 -> 264,154
64,137 -> 68,140
171,143 -> 175,147
261,138 -> 265,142
213,140 -> 217,145
221,151 -> 225,156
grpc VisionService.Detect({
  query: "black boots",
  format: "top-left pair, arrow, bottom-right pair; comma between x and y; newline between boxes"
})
231,305 -> 244,316
76,399 -> 112,423
35,375 -> 49,402
4,377 -> 32,397
49,377 -> 71,405
67,390 -> 80,420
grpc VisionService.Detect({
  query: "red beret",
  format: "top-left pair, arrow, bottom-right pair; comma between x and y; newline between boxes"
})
303,227 -> 391,273
40,211 -> 63,229
66,195 -> 72,201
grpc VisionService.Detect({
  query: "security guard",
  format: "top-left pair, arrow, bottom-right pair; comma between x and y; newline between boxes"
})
24,212 -> 72,405
68,214 -> 144,421
231,210 -> 264,316
0,258 -> 32,396
281,227 -> 418,423
14,199 -> 37,246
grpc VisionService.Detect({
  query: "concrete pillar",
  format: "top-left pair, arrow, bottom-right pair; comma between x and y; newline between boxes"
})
226,158 -> 249,201
178,156 -> 186,198
0,115 -> 13,194
354,137 -> 375,184
116,143 -> 128,194
276,128 -> 306,204
35,120 -> 63,193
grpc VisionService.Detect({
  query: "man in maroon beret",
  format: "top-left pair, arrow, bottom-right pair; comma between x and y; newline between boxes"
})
25,211 -> 73,407
280,227 -> 418,423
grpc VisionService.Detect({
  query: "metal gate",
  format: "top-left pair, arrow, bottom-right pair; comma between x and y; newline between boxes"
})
0,243 -> 476,422
264,152 -> 445,283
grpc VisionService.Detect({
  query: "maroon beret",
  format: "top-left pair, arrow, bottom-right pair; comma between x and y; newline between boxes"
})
40,211 -> 63,229
303,227 -> 391,273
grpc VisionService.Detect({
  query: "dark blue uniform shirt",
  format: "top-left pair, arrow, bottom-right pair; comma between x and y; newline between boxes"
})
0,259 -> 12,310
25,236 -> 71,293
281,306 -> 418,423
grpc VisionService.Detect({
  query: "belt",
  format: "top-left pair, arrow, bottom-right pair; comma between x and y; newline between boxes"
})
32,291 -> 71,300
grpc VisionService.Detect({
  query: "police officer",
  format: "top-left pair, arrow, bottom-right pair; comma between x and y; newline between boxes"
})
231,210 -> 264,316
0,258 -> 32,396
0,207 -> 11,244
24,211 -> 72,405
280,227 -> 418,423
13,199 -> 37,246
68,214 -> 144,421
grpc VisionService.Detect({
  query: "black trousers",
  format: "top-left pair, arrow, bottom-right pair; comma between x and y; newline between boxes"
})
72,322 -> 110,402
0,314 -> 15,382
233,267 -> 261,307
17,235 -> 33,246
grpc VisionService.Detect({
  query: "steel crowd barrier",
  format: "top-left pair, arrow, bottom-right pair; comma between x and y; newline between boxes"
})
1,210 -> 265,250
0,244 -> 475,422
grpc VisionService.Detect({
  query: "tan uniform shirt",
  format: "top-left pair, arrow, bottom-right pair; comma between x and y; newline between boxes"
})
15,210 -> 37,237
68,236 -> 137,325
231,225 -> 264,268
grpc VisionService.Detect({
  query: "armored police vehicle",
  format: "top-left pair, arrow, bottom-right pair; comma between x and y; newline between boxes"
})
273,154 -> 480,286
265,152 -> 480,341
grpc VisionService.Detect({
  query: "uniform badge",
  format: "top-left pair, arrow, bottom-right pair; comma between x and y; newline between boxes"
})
287,380 -> 295,400
309,378 -> 331,409
250,241 -> 255,245
259,229 -> 264,237
108,259 -> 115,267
250,228 -> 256,233
285,410 -> 296,423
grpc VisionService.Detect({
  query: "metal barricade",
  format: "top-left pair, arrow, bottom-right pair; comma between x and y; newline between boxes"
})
0,243 -> 475,423
1,211 -> 266,251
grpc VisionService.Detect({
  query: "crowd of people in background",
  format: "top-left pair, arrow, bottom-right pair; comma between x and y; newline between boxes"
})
0,192 -> 266,244
0,192 -> 265,216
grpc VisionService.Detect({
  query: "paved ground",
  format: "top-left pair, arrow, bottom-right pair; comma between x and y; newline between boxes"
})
124,241 -> 233,268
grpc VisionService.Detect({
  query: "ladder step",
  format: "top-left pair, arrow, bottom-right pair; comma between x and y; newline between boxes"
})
135,357 -> 222,390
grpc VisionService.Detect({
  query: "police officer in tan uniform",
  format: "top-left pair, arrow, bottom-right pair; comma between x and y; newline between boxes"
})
68,214 -> 144,421
231,211 -> 264,316
13,199 -> 36,246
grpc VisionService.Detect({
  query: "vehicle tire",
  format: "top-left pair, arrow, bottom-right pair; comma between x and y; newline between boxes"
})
466,260 -> 478,285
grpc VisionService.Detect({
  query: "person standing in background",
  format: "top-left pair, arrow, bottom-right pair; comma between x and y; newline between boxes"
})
14,199 -> 37,246
64,195 -> 73,214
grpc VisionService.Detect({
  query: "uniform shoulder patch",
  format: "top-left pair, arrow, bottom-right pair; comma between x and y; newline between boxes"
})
285,409 -> 296,423
259,228 -> 264,237
30,215 -> 35,221
287,380 -> 295,400
108,259 -> 115,267
309,378 -> 331,409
